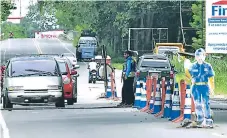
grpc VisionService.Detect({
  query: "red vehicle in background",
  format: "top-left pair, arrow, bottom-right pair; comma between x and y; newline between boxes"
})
55,57 -> 78,105
1,66 -> 6,91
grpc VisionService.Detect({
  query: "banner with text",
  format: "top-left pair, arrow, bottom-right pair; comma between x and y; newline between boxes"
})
206,0 -> 227,53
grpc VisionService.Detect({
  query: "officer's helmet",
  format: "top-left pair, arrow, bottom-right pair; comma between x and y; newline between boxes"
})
195,48 -> 206,63
195,48 -> 206,57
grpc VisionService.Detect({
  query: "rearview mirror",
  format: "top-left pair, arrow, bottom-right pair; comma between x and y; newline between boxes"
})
73,65 -> 80,69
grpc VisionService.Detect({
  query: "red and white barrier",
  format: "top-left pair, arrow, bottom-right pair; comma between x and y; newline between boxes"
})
35,30 -> 64,39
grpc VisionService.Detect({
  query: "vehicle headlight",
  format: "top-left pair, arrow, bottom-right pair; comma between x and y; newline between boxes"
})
48,85 -> 61,90
8,86 -> 23,91
63,77 -> 70,84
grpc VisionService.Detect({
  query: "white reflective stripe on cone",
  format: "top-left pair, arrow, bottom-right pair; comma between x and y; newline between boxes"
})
150,99 -> 153,103
136,88 -> 141,93
107,88 -> 111,91
141,89 -> 146,94
154,101 -> 162,105
140,97 -> 147,101
135,96 -> 141,100
164,104 -> 171,108
156,92 -> 161,97
185,98 -> 191,104
137,81 -> 140,85
165,94 -> 172,100
184,109 -> 191,114
172,106 -> 180,110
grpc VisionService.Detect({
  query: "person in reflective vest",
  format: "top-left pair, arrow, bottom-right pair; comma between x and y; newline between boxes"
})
187,48 -> 215,128
118,50 -> 136,107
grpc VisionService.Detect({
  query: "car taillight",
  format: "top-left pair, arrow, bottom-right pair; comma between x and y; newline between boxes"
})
170,71 -> 174,78
136,71 -> 140,77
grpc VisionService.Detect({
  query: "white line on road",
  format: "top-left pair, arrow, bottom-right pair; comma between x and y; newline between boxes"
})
33,38 -> 42,54
55,38 -> 74,54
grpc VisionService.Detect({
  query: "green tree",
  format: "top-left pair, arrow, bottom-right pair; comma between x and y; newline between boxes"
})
0,1 -> 16,22
190,1 -> 205,49
1,22 -> 27,39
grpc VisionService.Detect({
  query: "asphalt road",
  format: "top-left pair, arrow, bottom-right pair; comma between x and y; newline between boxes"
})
0,38 -> 227,138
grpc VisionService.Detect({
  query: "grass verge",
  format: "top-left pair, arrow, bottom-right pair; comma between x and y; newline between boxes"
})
112,63 -> 123,70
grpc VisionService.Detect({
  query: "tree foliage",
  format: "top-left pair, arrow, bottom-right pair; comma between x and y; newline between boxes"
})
1,22 -> 27,39
52,1 -> 195,56
190,1 -> 205,49
1,1 -> 16,22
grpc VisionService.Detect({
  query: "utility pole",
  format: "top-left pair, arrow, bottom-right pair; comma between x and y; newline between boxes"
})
201,1 -> 204,47
19,0 -> 22,17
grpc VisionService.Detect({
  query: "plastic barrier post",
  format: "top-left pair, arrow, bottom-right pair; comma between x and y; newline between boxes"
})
169,83 -> 181,121
152,78 -> 162,114
163,82 -> 172,118
106,74 -> 112,98
172,80 -> 186,123
154,77 -> 166,117
133,79 -> 142,108
110,72 -> 119,100
140,76 -> 152,112
183,84 -> 192,120
139,79 -> 147,109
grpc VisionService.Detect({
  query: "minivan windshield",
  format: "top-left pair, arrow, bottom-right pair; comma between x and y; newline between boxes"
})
11,60 -> 59,77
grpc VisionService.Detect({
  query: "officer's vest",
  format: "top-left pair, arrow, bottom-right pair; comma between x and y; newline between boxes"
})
128,57 -> 136,77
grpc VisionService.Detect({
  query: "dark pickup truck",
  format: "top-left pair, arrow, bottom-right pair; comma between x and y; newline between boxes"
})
133,53 -> 176,93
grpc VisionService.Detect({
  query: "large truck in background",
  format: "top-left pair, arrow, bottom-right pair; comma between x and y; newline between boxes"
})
76,30 -> 98,61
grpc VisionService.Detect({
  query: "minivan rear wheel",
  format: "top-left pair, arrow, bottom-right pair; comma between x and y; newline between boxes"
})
55,97 -> 65,108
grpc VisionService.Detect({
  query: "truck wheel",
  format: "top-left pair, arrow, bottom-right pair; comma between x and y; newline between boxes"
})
67,99 -> 74,105
55,97 -> 65,108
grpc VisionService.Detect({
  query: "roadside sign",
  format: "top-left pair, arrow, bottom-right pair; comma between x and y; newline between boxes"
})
206,0 -> 227,53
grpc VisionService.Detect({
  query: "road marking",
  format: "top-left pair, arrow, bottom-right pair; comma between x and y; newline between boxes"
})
33,38 -> 43,54
0,100 -> 10,138
212,132 -> 227,138
55,38 -> 74,54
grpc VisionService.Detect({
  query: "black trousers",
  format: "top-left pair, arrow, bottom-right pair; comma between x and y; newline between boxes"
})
121,77 -> 134,105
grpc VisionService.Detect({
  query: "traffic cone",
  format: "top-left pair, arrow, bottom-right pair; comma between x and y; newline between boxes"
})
162,82 -> 172,118
106,75 -> 112,98
169,83 -> 180,121
152,80 -> 162,114
134,80 -> 142,108
140,80 -> 147,109
183,84 -> 192,120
